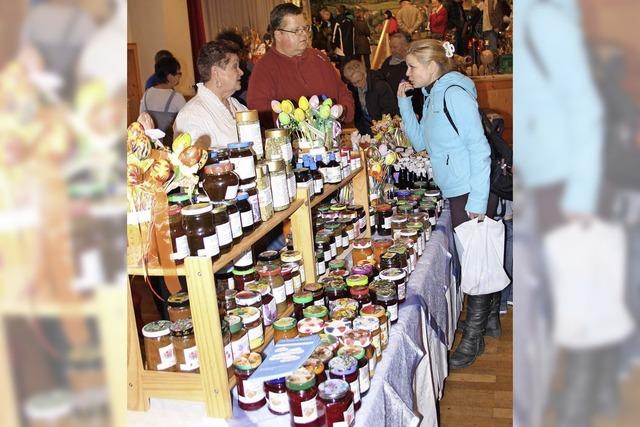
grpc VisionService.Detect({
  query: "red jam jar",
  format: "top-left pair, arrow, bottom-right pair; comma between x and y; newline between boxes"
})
286,368 -> 320,427
234,352 -> 266,411
328,355 -> 361,411
337,345 -> 370,397
264,377 -> 290,415
318,379 -> 355,427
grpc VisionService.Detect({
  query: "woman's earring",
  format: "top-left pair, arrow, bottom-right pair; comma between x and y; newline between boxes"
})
216,80 -> 222,88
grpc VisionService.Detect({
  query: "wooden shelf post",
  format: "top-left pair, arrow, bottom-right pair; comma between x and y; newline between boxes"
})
353,156 -> 371,238
127,281 -> 149,412
290,187 -> 317,284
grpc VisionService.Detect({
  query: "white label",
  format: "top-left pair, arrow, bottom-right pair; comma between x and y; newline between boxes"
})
359,365 -> 371,393
317,261 -> 326,275
380,321 -> 389,347
314,179 -> 323,194
215,222 -> 233,246
230,155 -> 256,180
156,343 -> 176,370
388,303 -> 398,322
268,390 -> 290,414
335,234 -> 343,248
273,285 -> 286,304
430,217 -> 436,226
344,402 -> 355,427
247,324 -> 264,344
229,211 -> 242,238
270,174 -> 290,210
227,277 -> 235,290
224,342 -> 233,368
373,335 -> 381,358
248,193 -> 261,223
170,235 -> 190,261
299,265 -> 306,284
359,217 -> 366,232
292,275 -> 301,292
180,345 -> 199,371
327,166 -> 341,183
347,228 -> 354,241
239,379 -> 265,404
368,352 -> 377,377
293,396 -> 318,424
198,234 -> 220,257
287,174 -> 297,201
240,210 -> 254,228
324,250 -> 332,262
237,123 -> 263,158
383,217 -> 392,229
285,278 -> 294,295
281,143 -> 293,162
263,298 -> 277,326
231,334 -> 250,359
225,185 -> 238,200
330,242 -> 337,258
370,215 -> 375,227
349,379 -> 361,404
342,237 -> 349,248
314,298 -> 324,307
398,281 -> 407,300
236,250 -> 253,267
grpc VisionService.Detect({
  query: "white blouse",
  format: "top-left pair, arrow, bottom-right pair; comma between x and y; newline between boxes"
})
174,83 -> 247,148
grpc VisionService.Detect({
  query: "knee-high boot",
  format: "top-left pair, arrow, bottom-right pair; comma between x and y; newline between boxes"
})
450,293 -> 492,369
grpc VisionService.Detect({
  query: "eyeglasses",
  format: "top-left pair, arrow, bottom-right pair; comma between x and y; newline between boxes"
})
277,25 -> 311,36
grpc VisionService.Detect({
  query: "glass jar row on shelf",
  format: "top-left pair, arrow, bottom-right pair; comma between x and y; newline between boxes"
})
371,188 -> 442,236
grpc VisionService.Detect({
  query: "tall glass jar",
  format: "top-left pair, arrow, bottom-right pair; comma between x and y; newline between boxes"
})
264,377 -> 290,415
170,318 -> 199,373
168,205 -> 190,264
234,352 -> 266,411
228,141 -> 257,184
267,159 -> 291,211
257,265 -> 287,315
240,180 -> 263,226
142,320 -> 175,372
318,379 -> 355,427
236,110 -> 264,160
286,368 -> 320,427
337,345 -> 369,396
328,355 -> 361,411
265,128 -> 293,162
375,204 -> 392,236
255,162 -> 274,222
374,286 -> 398,323
236,192 -> 255,234
281,250 -> 305,286
181,203 -> 220,260
223,199 -> 243,244
211,203 -> 233,253
286,163 -> 297,203
167,291 -> 191,322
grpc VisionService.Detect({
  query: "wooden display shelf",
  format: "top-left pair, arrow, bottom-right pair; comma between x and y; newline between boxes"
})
310,167 -> 362,208
127,198 -> 305,277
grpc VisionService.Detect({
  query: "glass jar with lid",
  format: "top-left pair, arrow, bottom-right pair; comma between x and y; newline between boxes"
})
286,163 -> 297,203
337,345 -> 370,396
228,306 -> 264,350
228,141 -> 256,184
372,237 -> 393,267
294,168 -> 314,199
254,162 -> 274,222
235,192 -> 255,234
374,286 -> 398,323
232,267 -> 259,291
351,262 -> 375,284
239,180 -> 263,227
236,110 -> 264,160
223,289 -> 238,313
286,368 -> 319,427
328,355 -> 361,411
281,264 -> 296,300
273,317 -> 298,343
297,317 -> 325,337
234,352 -> 266,411
303,357 -> 327,385
351,239 -> 373,266
324,221 -> 343,251
327,259 -> 346,272
257,250 -> 281,269
379,252 -> 401,271
379,267 -> 407,304
368,279 -> 391,302
300,283 -> 323,307
328,269 -> 350,282
318,379 -> 355,427
226,314 -> 250,362
320,332 -> 339,352
348,204 -> 367,235
361,305 -> 390,350
324,280 -> 348,309
390,215 -> 408,239
211,203 -> 234,253
181,203 -> 220,260
170,318 -> 199,373
142,320 -> 176,372
337,218 -> 353,245
398,237 -> 417,273
303,305 -> 329,322
311,344 -> 335,365
323,319 -> 352,340
221,200 -> 241,245
346,274 -> 368,289
317,229 -> 337,259
168,192 -> 197,207
349,286 -> 372,311
330,307 -> 357,322
264,377 -> 290,415
257,266 -> 287,314
265,128 -> 293,162
167,291 -> 191,322
375,204 -> 392,236
235,290 -> 262,311
353,316 -> 381,362
388,245 -> 410,276
267,159 -> 291,212
246,281 -> 277,326
281,250 -> 305,286
168,205 -> 190,264
332,297 -> 359,313
216,265 -> 235,292
293,290 -> 314,320
202,162 -> 240,202
316,248 -> 326,276
316,235 -> 332,264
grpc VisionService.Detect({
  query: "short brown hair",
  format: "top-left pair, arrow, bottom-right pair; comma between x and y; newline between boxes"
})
407,39 -> 454,76
196,40 -> 240,83
270,3 -> 303,35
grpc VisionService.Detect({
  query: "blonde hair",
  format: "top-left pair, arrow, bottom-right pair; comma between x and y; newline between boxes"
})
342,59 -> 366,81
407,39 -> 454,76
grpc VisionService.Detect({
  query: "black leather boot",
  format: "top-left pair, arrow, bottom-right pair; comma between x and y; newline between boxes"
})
485,291 -> 502,337
450,294 -> 492,369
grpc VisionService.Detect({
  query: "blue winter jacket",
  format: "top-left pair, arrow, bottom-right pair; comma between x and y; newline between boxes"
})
398,71 -> 491,214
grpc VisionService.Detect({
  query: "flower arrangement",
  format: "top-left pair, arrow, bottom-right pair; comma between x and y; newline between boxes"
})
271,95 -> 344,150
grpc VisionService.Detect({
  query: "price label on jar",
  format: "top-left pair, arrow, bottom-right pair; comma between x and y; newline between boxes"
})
358,365 -> 371,393
229,212 -> 243,238
273,285 -> 286,304
293,396 -> 319,424
170,235 -> 190,261
198,234 -> 220,257
239,380 -> 265,404
230,156 -> 256,181
181,346 -> 199,371
156,343 -> 176,370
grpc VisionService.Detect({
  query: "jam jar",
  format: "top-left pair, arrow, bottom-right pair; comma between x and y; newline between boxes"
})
236,192 -> 255,233
168,192 -> 197,207
211,203 -> 233,253
375,204 -> 392,236
223,199 -> 243,244
281,264 -> 296,300
267,159 -> 291,212
264,127 -> 293,162
323,319 -> 352,340
233,266 -> 259,291
330,308 -> 357,322
345,274 -> 368,289
318,379 -> 355,427
240,180 -> 263,226
303,283 -> 325,307
368,279 -> 391,302
337,345 -> 370,396
228,141 -> 256,184
216,266 -> 235,292
281,249 -> 305,286
303,357 -> 327,385
246,282 -> 277,327
227,314 -> 250,364
317,229 -> 337,259
167,291 -> 191,322
258,265 -> 286,314
265,377 -> 290,415
257,250 -> 281,269
337,218 -> 353,246
297,317 -> 325,337
316,235 -> 332,264
348,204 -> 367,235
332,298 -> 360,314
390,215 -> 408,239
234,352 -> 266,411
361,305 -> 390,350
319,332 -> 339,353
235,290 -> 262,311
379,268 -> 407,304
324,222 -> 344,255
303,305 -> 329,322
273,317 -> 298,343
324,280 -> 348,309
351,263 -> 375,284
353,316 -> 381,362
327,259 -> 346,272
228,306 -> 264,350
388,245 -> 410,275
168,205 -> 190,264
293,291 -> 314,320
348,286 -> 372,311
181,203 -> 220,260
374,286 -> 398,323
328,356 -> 361,411
371,237 -> 393,267
142,320 -> 175,372
311,345 -> 335,365
223,289 -> 238,313
286,368 -> 320,427
202,162 -> 240,202
351,239 -> 373,266
170,318 -> 199,373
379,252 -> 401,271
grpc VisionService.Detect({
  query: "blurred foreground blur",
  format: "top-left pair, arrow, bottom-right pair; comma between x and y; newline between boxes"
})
515,0 -> 640,426
0,1 -> 126,426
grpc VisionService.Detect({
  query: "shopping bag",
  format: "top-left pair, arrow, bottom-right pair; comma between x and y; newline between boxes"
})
543,219 -> 634,349
454,217 -> 510,295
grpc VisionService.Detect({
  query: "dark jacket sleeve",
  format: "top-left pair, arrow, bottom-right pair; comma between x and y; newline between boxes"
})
373,79 -> 399,119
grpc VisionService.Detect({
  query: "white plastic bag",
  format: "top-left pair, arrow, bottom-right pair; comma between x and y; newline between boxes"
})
454,217 -> 510,295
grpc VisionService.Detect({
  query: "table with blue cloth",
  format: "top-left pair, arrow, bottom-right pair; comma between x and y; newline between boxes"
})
229,204 -> 462,427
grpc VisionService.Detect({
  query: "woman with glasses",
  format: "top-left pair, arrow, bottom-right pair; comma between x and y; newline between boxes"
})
140,56 -> 186,145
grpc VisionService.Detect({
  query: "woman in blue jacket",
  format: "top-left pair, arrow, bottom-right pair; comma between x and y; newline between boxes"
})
398,39 -> 499,369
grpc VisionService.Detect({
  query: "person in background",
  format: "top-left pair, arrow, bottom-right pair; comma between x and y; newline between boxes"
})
397,39 -> 498,369
478,0 -> 504,52
343,59 -> 398,135
384,10 -> 398,35
317,7 -> 335,56
396,0 -> 423,38
247,3 -> 354,129
332,4 -> 356,67
139,56 -> 186,144
353,8 -> 371,69
144,50 -> 173,90
216,29 -> 253,106
429,0 -> 449,40
462,0 -> 483,56
175,40 -> 248,148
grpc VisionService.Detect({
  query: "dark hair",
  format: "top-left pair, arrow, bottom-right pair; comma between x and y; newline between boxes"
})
216,30 -> 245,51
384,10 -> 393,19
270,3 -> 303,34
197,40 -> 240,83
154,56 -> 180,83
154,50 -> 173,63
389,31 -> 411,44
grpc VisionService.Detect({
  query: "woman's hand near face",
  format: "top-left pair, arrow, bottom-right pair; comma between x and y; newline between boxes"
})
397,80 -> 414,97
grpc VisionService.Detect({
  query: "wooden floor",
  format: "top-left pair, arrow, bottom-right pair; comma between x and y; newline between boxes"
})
439,307 -> 513,427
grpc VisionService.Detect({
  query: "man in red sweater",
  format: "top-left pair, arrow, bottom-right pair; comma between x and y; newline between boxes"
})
248,3 -> 354,128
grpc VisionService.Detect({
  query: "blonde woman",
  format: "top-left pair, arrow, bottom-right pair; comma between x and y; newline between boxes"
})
397,39 -> 499,369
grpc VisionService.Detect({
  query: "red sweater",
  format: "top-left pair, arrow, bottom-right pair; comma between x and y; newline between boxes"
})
429,6 -> 448,37
248,47 -> 355,128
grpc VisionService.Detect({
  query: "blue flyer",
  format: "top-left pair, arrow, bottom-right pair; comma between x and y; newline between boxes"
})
246,335 -> 320,384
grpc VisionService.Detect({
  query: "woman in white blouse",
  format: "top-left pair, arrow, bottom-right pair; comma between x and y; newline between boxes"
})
175,40 -> 247,148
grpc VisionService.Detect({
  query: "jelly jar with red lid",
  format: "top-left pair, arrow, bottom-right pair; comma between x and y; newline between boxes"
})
328,355 -> 361,411
286,368 -> 320,427
233,352 -> 266,411
318,379 -> 355,427
264,377 -> 289,415
348,286 -> 372,311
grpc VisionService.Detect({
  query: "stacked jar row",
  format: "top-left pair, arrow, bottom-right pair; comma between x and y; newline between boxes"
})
372,187 -> 442,237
